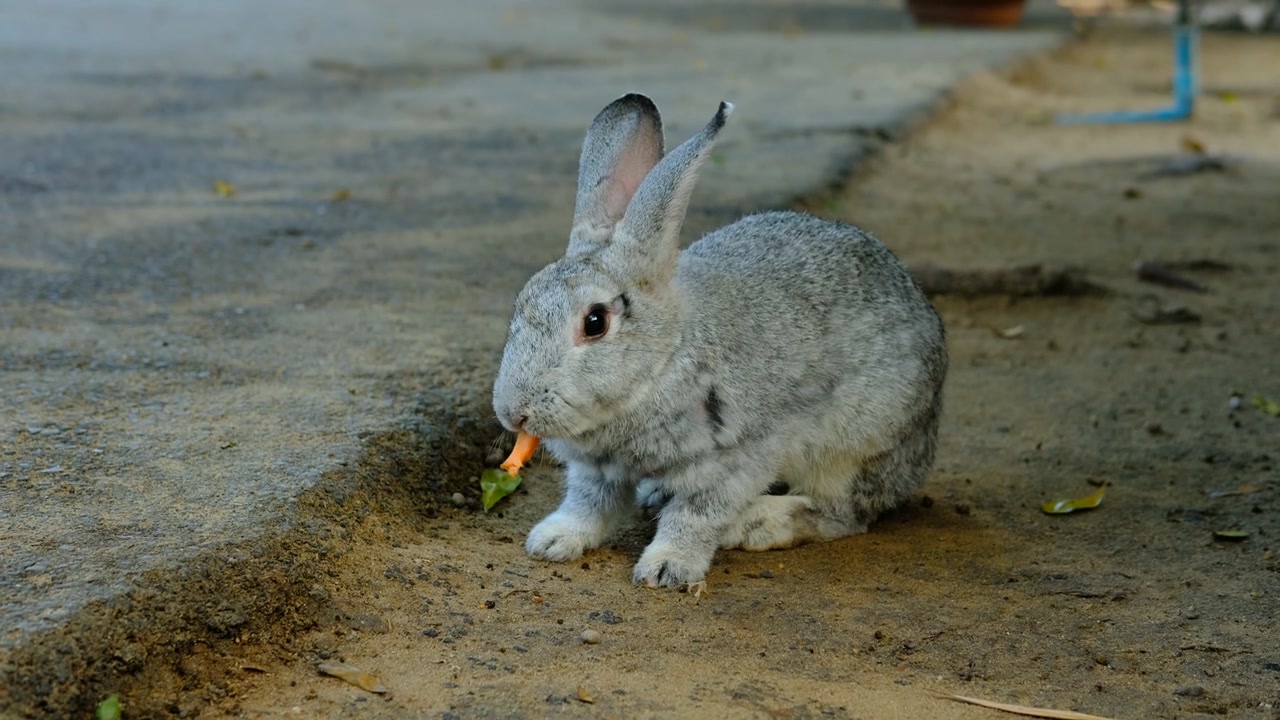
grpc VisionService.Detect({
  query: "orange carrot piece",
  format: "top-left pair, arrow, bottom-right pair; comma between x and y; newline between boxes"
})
500,432 -> 540,476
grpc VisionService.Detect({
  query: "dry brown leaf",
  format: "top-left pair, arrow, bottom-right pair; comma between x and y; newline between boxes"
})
1179,135 -> 1207,155
1132,304 -> 1200,326
577,686 -> 595,704
318,661 -> 387,693
1133,261 -> 1206,293
946,694 -> 1118,720
331,189 -> 351,202
1207,484 -> 1263,498
991,324 -> 1025,339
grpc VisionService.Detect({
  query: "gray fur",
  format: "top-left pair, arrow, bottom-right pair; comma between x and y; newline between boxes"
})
492,93 -> 948,589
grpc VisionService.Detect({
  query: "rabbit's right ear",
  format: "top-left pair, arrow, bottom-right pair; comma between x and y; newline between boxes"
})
567,93 -> 665,256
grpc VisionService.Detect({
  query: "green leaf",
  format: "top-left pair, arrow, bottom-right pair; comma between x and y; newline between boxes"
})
1041,485 -> 1106,515
96,695 -> 122,720
1251,396 -> 1280,417
480,468 -> 521,512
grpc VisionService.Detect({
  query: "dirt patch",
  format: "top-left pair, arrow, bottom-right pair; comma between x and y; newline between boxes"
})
12,27 -> 1279,720
0,359 -> 500,719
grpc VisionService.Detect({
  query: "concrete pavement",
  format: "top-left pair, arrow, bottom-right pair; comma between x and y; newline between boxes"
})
0,0 -> 1066,714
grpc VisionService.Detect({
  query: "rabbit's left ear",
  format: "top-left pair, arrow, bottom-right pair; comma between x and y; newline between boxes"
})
569,94 -> 666,256
610,101 -> 734,283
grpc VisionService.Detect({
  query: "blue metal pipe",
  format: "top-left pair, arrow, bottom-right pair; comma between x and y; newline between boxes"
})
1057,0 -> 1198,124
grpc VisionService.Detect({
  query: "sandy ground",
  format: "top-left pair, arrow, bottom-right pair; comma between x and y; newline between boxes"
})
114,28 -> 1278,720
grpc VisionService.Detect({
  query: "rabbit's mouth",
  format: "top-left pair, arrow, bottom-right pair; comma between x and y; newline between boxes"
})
516,392 -> 596,441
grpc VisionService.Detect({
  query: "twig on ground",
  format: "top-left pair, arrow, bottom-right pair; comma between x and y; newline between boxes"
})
943,694 -> 1118,720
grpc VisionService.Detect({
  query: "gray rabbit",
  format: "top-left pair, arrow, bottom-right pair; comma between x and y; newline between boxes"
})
492,93 -> 947,589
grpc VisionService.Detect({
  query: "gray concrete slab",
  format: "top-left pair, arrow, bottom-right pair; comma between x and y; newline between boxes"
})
0,0 -> 1066,710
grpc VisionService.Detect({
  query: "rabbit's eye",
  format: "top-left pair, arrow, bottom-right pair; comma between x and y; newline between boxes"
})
583,304 -> 610,339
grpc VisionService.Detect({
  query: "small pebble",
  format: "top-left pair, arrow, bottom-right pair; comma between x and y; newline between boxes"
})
954,503 -> 972,516
484,600 -> 496,609
580,629 -> 603,645
450,492 -> 466,507
759,570 -> 775,579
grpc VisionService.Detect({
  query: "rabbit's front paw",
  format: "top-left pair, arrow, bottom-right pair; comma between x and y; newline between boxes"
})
526,512 -> 600,562
632,542 -> 712,589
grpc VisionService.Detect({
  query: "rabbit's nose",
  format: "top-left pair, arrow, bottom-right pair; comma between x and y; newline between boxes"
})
497,406 -> 528,433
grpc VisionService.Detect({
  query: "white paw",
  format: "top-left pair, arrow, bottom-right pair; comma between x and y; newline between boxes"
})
525,512 -> 601,562
634,478 -> 669,514
720,495 -> 817,551
632,541 -> 712,589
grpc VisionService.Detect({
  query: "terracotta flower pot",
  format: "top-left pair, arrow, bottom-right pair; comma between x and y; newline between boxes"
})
905,0 -> 1028,27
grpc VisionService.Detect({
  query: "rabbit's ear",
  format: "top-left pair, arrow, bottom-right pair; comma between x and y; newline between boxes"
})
612,101 -> 733,281
569,93 -> 665,255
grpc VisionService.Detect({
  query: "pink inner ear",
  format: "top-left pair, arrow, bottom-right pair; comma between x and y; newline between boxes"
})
603,133 -> 661,221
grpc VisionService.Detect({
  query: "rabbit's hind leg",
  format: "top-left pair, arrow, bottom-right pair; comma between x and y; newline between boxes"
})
718,492 -> 864,551
718,452 -> 869,552
842,418 -> 938,522
719,428 -> 935,552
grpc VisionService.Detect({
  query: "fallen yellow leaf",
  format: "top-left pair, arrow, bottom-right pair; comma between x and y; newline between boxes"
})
1041,485 -> 1106,515
213,180 -> 237,198
1179,135 -> 1207,155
